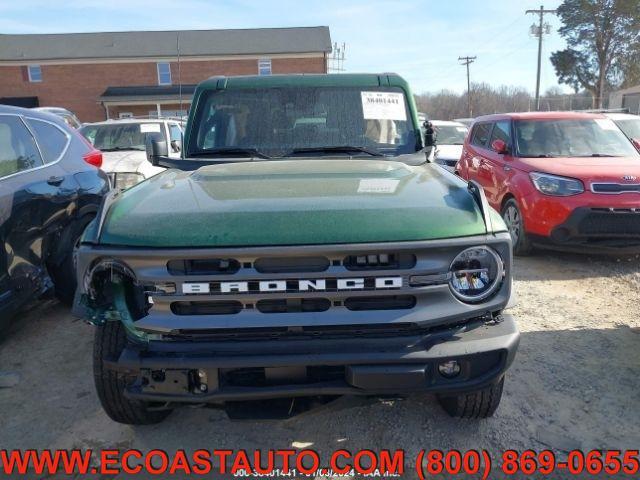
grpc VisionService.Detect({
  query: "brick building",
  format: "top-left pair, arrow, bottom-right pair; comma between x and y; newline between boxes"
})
0,27 -> 332,121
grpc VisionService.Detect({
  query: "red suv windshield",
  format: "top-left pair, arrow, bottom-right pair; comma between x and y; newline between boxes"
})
514,118 -> 638,158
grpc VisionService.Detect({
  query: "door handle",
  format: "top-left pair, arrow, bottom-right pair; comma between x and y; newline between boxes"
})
47,176 -> 64,186
503,165 -> 512,172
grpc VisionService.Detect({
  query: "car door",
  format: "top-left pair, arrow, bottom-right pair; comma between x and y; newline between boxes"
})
481,120 -> 513,207
464,121 -> 493,188
0,114 -> 75,318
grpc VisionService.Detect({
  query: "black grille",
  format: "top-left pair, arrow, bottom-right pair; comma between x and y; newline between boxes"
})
344,295 -> 416,311
167,258 -> 240,275
166,323 -> 424,341
220,365 -> 345,387
592,183 -> 640,194
254,256 -> 330,273
343,253 -> 416,270
578,211 -> 640,236
256,298 -> 331,314
171,301 -> 243,315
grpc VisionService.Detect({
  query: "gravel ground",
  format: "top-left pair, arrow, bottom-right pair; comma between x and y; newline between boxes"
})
1,251 -> 639,479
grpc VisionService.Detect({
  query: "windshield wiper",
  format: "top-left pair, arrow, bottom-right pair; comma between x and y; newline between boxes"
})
589,153 -> 617,157
281,145 -> 384,157
191,147 -> 272,159
100,146 -> 145,152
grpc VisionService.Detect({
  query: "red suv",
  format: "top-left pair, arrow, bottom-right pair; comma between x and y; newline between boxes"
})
456,112 -> 640,254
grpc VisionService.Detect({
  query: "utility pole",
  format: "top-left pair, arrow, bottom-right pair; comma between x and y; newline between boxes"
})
526,5 -> 556,111
458,56 -> 476,117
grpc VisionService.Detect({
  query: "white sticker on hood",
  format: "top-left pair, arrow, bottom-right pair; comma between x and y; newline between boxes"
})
361,92 -> 407,121
140,123 -> 162,133
357,178 -> 400,194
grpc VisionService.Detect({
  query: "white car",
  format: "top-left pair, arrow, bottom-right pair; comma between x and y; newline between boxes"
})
431,120 -> 469,172
32,107 -> 82,129
604,113 -> 640,147
80,118 -> 184,190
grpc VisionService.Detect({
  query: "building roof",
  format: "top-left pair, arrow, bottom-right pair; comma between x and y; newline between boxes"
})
0,26 -> 332,62
612,84 -> 640,95
475,111 -> 606,121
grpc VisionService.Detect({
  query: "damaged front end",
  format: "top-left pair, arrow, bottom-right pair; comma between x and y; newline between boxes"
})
73,258 -> 150,342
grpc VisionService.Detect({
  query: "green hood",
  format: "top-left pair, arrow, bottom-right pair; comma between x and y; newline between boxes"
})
99,160 -> 488,247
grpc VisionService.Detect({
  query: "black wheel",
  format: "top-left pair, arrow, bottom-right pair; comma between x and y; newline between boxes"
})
501,199 -> 533,256
437,378 -> 504,419
49,215 -> 93,305
94,320 -> 172,425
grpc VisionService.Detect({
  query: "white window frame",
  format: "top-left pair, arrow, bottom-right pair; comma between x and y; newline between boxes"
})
157,62 -> 172,85
258,58 -> 272,76
28,65 -> 42,83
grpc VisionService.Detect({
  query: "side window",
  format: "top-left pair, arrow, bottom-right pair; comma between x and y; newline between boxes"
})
157,62 -> 172,85
0,115 -> 43,178
28,65 -> 42,82
169,124 -> 182,142
258,59 -> 272,76
489,120 -> 511,146
26,118 -> 70,163
471,122 -> 492,148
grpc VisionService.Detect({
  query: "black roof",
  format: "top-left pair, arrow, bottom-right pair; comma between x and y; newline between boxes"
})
99,85 -> 198,101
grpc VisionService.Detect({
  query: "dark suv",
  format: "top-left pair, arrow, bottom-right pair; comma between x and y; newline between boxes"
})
0,105 -> 109,328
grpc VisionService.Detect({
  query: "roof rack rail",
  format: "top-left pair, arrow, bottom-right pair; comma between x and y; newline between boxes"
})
571,108 -> 630,114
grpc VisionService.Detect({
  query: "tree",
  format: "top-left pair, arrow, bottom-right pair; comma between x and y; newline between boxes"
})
551,0 -> 640,108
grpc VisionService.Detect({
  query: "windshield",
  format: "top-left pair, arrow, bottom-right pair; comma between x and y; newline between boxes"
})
514,118 -> 639,158
615,118 -> 640,140
80,123 -> 163,151
435,125 -> 468,145
189,86 -> 418,157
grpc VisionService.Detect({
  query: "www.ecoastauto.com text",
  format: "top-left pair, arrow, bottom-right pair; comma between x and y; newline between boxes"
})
1,448 -> 639,477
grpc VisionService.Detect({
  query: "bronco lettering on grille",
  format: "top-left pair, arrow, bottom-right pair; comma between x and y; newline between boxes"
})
181,277 -> 403,294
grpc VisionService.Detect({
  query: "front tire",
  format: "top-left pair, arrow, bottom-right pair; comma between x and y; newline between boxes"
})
93,320 -> 172,425
501,199 -> 533,256
437,378 -> 504,419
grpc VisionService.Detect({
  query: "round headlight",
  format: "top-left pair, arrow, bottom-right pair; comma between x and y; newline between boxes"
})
449,246 -> 504,303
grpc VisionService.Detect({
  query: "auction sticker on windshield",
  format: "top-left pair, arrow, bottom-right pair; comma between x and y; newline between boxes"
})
361,92 -> 407,121
594,119 -> 618,130
140,123 -> 161,133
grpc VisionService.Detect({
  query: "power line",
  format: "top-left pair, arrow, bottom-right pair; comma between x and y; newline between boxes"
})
526,5 -> 556,110
458,56 -> 477,117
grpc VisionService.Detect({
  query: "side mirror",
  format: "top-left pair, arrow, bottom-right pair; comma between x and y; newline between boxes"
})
171,139 -> 182,153
632,138 -> 640,153
423,121 -> 436,148
146,132 -> 169,166
491,139 -> 508,154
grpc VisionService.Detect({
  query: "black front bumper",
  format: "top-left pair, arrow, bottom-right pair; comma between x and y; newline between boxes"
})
542,207 -> 640,253
115,315 -> 519,404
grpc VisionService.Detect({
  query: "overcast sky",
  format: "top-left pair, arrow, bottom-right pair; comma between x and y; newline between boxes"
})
0,0 -> 569,94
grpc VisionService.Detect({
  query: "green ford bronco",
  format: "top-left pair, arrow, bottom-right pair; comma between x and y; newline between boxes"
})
74,73 -> 519,424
